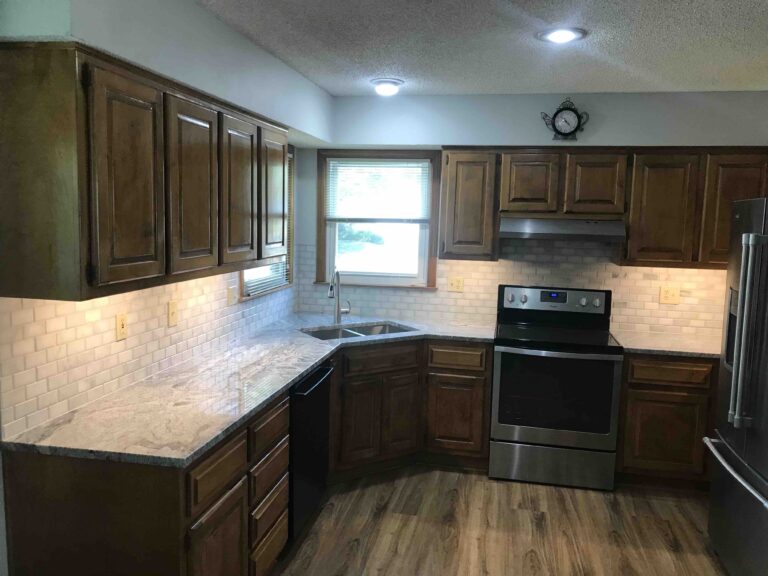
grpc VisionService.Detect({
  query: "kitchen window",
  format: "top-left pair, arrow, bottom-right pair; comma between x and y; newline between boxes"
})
317,150 -> 439,288
241,148 -> 295,298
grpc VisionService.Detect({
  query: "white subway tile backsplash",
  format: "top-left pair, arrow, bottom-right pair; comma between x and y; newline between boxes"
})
0,272 -> 295,439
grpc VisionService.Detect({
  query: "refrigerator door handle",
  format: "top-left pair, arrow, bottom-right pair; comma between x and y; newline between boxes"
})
734,233 -> 768,428
704,437 -> 768,510
729,235 -> 751,424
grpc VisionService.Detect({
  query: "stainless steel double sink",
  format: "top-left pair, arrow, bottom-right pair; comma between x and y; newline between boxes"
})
301,321 -> 416,341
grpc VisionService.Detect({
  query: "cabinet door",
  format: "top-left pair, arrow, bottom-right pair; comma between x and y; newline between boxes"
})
188,477 -> 248,576
90,66 -> 165,285
564,153 -> 627,214
260,130 -> 288,259
426,373 -> 486,455
699,154 -> 768,265
220,114 -> 258,264
339,376 -> 382,465
381,371 -> 421,456
623,389 -> 708,475
499,153 -> 560,212
166,95 -> 219,274
439,152 -> 497,259
627,153 -> 699,264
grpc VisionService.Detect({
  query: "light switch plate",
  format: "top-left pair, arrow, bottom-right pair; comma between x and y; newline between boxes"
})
167,301 -> 178,327
448,277 -> 465,292
115,313 -> 128,341
226,285 -> 239,306
660,285 -> 680,305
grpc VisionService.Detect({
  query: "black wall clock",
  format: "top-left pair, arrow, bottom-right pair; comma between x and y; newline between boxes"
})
541,98 -> 590,141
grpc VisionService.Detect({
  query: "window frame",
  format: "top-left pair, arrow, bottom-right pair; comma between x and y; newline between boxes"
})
316,149 -> 441,288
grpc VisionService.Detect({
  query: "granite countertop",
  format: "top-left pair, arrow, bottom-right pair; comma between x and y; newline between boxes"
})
612,331 -> 722,359
1,314 -> 493,468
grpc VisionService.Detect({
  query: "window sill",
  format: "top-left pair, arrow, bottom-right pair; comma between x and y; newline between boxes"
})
313,281 -> 437,291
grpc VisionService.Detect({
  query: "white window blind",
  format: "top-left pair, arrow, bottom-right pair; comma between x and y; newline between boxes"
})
242,151 -> 294,298
325,159 -> 431,221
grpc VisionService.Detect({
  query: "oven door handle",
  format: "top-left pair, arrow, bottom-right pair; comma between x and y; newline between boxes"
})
494,345 -> 623,362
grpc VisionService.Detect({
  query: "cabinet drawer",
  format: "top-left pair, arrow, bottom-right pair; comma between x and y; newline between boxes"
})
250,509 -> 288,576
250,473 -> 289,549
343,344 -> 420,377
250,398 -> 290,462
188,431 -> 248,518
428,343 -> 486,371
628,358 -> 712,389
250,436 -> 289,505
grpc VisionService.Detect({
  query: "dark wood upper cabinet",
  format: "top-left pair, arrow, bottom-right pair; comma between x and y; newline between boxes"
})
564,153 -> 627,214
220,114 -> 259,265
439,152 -> 497,260
260,129 -> 289,259
339,376 -> 382,466
188,478 -> 248,576
381,371 -> 421,456
627,153 -> 699,264
166,95 -> 219,274
698,154 -> 768,265
90,65 -> 166,285
426,372 -> 486,455
499,153 -> 560,212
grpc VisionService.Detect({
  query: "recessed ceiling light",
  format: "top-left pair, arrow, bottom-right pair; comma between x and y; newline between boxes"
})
536,28 -> 587,44
371,78 -> 404,96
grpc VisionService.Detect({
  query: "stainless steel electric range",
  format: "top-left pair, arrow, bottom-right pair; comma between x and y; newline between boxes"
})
489,284 -> 624,491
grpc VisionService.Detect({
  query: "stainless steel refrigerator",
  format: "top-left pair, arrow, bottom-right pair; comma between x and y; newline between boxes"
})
706,198 -> 768,576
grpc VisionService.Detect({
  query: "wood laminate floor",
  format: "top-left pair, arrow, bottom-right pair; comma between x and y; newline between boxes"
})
277,467 -> 726,576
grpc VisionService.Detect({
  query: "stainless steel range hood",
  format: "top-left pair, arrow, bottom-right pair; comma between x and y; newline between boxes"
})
499,217 -> 626,242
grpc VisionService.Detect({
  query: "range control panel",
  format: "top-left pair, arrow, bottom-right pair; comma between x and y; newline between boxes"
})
501,286 -> 607,315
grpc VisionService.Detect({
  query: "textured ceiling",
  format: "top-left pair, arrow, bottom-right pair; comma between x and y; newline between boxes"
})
199,0 -> 768,96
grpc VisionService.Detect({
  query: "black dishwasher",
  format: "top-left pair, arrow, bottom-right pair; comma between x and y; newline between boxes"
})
289,362 -> 333,540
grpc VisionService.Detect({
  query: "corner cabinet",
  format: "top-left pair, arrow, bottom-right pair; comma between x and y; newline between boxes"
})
439,152 -> 498,260
0,43 -> 289,300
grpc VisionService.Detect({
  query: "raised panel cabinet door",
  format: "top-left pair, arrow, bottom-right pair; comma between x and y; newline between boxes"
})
564,153 -> 627,214
499,153 -> 560,212
166,95 -> 219,274
627,153 -> 699,264
90,66 -> 165,285
188,477 -> 248,576
699,154 -> 768,265
339,376 -> 382,465
426,373 -> 486,455
381,371 -> 421,456
440,152 -> 497,259
622,389 -> 708,476
260,129 -> 288,259
220,114 -> 258,264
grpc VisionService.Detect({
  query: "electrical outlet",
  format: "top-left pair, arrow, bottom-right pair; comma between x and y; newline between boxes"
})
226,285 -> 239,306
659,285 -> 681,305
448,277 -> 465,292
115,313 -> 128,341
167,300 -> 178,327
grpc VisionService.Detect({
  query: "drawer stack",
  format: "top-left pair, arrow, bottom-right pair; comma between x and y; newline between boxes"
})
248,399 -> 291,576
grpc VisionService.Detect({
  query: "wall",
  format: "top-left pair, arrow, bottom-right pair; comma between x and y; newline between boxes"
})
0,274 -> 295,440
332,92 -> 768,146
0,0 -> 70,37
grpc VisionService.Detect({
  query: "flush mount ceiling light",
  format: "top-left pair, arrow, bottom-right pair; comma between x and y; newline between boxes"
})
371,78 -> 404,96
536,28 -> 588,44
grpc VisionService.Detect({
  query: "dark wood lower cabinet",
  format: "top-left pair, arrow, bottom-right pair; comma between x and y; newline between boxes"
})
426,372 -> 486,455
3,395 -> 290,576
619,355 -> 717,482
189,478 -> 248,576
339,375 -> 383,466
381,371 -> 422,456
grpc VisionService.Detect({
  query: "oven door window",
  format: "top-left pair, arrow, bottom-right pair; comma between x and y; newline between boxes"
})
497,352 -> 615,434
